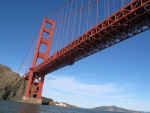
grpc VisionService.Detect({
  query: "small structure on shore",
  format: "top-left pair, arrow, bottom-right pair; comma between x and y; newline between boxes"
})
56,102 -> 67,107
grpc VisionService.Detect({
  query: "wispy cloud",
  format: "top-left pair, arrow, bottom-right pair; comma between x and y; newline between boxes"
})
42,74 -> 150,111
44,75 -> 119,95
42,74 -> 136,107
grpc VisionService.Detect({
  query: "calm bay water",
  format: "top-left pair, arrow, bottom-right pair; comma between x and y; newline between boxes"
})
0,100 -> 129,113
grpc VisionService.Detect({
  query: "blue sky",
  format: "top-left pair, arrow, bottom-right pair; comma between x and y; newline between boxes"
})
0,0 -> 150,111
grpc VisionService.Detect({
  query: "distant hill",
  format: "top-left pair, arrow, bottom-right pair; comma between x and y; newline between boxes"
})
66,103 -> 79,108
92,106 -> 141,113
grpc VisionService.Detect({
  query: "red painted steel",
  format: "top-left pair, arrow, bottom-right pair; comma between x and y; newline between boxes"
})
23,0 -> 150,101
23,17 -> 55,100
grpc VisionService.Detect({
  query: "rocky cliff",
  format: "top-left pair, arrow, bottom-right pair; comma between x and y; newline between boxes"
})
0,64 -> 27,101
0,64 -> 53,104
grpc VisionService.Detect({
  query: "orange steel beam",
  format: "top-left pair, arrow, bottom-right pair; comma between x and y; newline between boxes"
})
24,0 -> 150,79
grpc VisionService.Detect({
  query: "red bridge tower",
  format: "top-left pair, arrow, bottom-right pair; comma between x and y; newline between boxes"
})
22,17 -> 55,103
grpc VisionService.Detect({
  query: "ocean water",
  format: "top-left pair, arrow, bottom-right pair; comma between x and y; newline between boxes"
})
0,100 -> 129,113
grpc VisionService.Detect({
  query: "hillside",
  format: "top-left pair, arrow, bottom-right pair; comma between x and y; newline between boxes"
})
0,64 -> 27,101
92,106 -> 141,113
0,64 -> 53,104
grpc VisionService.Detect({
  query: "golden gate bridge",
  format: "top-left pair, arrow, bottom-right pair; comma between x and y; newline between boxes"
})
17,0 -> 150,103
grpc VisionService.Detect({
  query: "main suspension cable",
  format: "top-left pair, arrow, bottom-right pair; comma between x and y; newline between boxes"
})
17,24 -> 42,75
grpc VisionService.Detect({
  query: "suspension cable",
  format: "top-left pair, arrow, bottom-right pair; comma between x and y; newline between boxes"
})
56,0 -> 97,22
47,0 -> 72,18
17,24 -> 41,74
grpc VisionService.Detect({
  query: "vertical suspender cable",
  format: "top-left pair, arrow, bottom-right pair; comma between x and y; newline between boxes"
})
50,8 -> 60,55
87,0 -> 90,30
59,9 -> 65,50
51,14 -> 54,20
124,0 -> 126,6
55,6 -> 64,52
113,0 -> 115,13
104,0 -> 106,19
61,3 -> 68,49
89,1 -> 92,28
53,13 -> 56,20
53,8 -> 61,52
96,0 -> 99,24
54,11 -> 60,51
108,0 -> 109,17
78,0 -> 83,36
83,4 -> 87,32
51,22 -> 57,55
71,0 -> 78,41
66,0 -> 73,44
121,0 -> 123,7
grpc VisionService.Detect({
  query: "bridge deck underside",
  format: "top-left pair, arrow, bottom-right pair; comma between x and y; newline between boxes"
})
24,0 -> 150,79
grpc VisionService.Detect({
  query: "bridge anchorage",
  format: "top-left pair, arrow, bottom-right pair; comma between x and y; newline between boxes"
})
22,0 -> 150,104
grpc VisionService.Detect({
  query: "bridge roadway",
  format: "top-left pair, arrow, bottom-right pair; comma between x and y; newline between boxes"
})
24,0 -> 150,79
